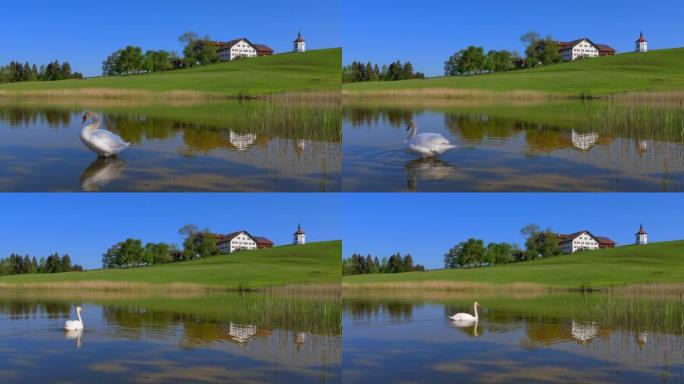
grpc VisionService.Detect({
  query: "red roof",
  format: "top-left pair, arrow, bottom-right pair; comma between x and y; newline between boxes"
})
555,38 -> 614,53
294,31 -> 305,43
293,224 -> 305,235
254,237 -> 273,246
636,32 -> 647,43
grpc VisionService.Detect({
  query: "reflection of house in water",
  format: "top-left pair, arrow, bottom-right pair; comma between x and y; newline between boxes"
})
571,130 -> 600,151
295,332 -> 307,350
571,320 -> 600,344
229,322 -> 258,344
229,131 -> 258,151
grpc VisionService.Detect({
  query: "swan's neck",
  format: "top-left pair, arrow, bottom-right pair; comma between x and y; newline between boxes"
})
84,116 -> 100,132
473,304 -> 479,319
407,125 -> 417,140
77,310 -> 83,324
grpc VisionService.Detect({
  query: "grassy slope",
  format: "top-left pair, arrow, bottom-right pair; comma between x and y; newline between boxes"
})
344,241 -> 684,288
343,48 -> 684,96
0,241 -> 341,289
0,48 -> 341,96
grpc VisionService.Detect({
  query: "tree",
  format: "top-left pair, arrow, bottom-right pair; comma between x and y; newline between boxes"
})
179,32 -> 218,67
523,33 -> 561,67
485,242 -> 515,265
522,225 -> 561,259
180,225 -> 219,260
444,239 -> 486,268
102,239 -> 144,268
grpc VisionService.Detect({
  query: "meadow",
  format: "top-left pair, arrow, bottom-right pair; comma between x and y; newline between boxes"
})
343,48 -> 684,97
0,49 -> 341,98
0,241 -> 341,291
343,241 -> 684,290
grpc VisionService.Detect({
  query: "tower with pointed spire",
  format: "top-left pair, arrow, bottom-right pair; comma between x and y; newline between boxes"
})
294,31 -> 306,53
635,224 -> 648,245
293,224 -> 306,245
635,31 -> 648,53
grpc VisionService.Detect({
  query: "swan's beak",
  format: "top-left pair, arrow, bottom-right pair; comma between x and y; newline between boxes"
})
82,116 -> 87,125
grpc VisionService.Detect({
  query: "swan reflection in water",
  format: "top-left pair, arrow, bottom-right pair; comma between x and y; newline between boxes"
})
80,157 -> 127,192
64,329 -> 83,349
450,319 -> 480,337
405,158 -> 458,191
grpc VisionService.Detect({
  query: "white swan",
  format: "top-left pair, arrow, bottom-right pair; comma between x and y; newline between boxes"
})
80,112 -> 130,158
449,302 -> 480,322
405,121 -> 456,158
64,306 -> 84,331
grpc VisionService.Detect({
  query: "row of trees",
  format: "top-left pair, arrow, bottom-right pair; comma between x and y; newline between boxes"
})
342,60 -> 426,83
102,46 -> 183,76
0,60 -> 83,84
443,224 -> 561,269
101,32 -> 220,76
0,253 -> 83,276
342,253 -> 426,276
102,224 -> 221,269
444,46 -> 522,76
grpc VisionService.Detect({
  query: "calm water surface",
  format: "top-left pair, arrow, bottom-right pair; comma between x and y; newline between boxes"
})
0,292 -> 340,383
343,293 -> 684,383
343,102 -> 684,191
0,101 -> 340,191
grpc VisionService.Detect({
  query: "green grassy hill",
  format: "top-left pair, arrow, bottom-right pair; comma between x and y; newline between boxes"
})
344,48 -> 684,96
344,240 -> 684,289
0,48 -> 341,97
0,241 -> 341,290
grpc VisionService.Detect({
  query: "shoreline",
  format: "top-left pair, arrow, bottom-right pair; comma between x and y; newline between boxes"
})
343,281 -> 684,295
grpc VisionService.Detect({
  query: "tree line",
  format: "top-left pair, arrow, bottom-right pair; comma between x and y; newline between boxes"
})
342,253 -> 426,276
443,31 -> 564,77
0,253 -> 83,276
101,31 -> 221,76
0,60 -> 83,84
443,224 -> 561,269
102,224 -> 221,269
343,60 -> 425,83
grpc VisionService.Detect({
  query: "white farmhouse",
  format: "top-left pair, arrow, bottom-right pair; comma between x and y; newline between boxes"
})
294,31 -> 306,53
538,38 -> 615,62
293,224 -> 306,245
636,32 -> 648,53
218,39 -> 258,61
216,39 -> 274,62
635,224 -> 648,245
216,231 -> 258,253
557,231 -> 616,254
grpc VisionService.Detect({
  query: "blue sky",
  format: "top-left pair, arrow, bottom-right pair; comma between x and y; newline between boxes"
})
343,0 -> 684,76
0,0 -> 340,76
343,194 -> 684,269
0,194 -> 341,270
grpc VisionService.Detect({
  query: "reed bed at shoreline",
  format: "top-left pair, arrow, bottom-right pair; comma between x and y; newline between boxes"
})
342,88 -> 556,101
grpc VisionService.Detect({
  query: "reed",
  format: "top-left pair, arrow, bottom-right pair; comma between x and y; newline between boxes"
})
343,88 -> 556,100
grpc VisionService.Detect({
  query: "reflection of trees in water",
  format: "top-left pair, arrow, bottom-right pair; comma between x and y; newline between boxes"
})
343,108 -> 416,129
0,107 -> 71,128
345,300 -> 419,321
0,300 -> 71,318
444,113 -> 517,141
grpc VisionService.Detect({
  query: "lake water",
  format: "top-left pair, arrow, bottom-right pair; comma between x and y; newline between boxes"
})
343,292 -> 684,383
343,101 -> 684,191
0,100 -> 341,192
0,292 -> 340,384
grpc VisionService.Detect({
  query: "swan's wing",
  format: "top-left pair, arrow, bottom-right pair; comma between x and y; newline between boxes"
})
414,133 -> 453,147
91,130 -> 130,149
